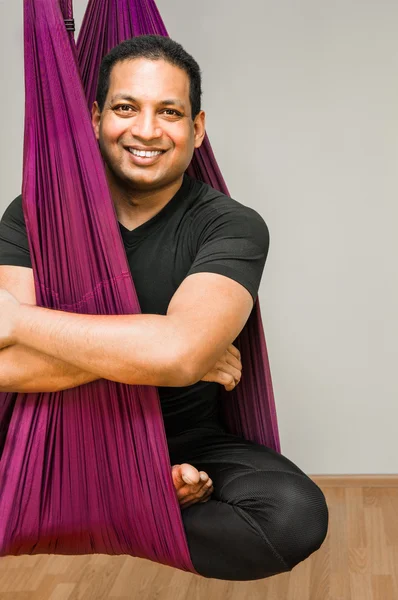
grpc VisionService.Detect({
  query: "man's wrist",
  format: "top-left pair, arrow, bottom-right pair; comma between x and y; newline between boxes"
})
14,303 -> 35,345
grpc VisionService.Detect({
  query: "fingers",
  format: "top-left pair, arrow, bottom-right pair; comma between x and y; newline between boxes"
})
223,345 -> 242,391
172,463 -> 200,489
199,344 -> 242,390
180,482 -> 214,508
227,343 -> 241,362
225,345 -> 241,369
173,465 -> 209,492
180,463 -> 201,486
218,363 -> 241,383
211,370 -> 237,391
224,356 -> 242,375
178,469 -> 214,508
225,345 -> 242,376
179,478 -> 213,501
214,360 -> 241,385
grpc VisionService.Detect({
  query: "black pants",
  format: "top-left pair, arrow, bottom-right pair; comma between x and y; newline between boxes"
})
167,423 -> 329,581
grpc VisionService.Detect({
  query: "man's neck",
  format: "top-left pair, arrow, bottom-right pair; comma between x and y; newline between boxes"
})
106,172 -> 184,231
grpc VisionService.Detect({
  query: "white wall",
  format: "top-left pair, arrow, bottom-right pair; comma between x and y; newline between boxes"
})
1,0 -> 397,474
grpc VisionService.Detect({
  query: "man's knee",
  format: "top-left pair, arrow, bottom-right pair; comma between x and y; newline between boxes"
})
220,469 -> 329,571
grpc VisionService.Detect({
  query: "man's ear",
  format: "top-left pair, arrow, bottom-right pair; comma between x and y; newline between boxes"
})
91,101 -> 101,140
193,110 -> 206,149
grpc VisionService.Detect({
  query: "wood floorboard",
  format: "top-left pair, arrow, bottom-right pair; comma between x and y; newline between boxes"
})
0,486 -> 397,600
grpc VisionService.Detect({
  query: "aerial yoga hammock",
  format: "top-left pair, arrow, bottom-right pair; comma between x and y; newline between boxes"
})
0,0 -> 280,572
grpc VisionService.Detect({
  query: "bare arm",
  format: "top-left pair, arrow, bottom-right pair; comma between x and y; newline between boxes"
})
0,266 -> 98,392
1,271 -> 253,388
0,345 -> 99,393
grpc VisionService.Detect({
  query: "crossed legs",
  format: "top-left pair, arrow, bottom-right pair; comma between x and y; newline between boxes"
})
168,424 -> 329,581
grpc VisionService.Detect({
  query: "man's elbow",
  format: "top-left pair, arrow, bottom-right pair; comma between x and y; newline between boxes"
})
156,346 -> 201,388
172,366 -> 200,387
168,349 -> 209,388
156,360 -> 196,388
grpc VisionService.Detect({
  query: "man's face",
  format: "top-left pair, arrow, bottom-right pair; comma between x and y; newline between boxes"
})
92,58 -> 205,192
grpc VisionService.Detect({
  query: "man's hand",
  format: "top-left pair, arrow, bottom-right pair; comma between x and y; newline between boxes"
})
0,289 -> 20,350
200,343 -> 242,391
172,464 -> 214,509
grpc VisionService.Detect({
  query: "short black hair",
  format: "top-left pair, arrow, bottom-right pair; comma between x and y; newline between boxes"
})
96,35 -> 202,120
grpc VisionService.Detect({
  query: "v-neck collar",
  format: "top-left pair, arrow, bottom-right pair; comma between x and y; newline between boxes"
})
118,174 -> 192,247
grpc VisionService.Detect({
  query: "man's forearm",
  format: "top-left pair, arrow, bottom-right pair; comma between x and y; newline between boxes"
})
0,344 -> 99,393
12,304 -> 190,387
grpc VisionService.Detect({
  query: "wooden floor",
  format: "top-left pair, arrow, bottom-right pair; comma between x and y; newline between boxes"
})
1,486 -> 397,600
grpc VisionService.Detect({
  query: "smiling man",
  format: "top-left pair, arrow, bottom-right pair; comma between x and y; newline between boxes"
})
0,35 -> 328,580
96,57 -> 202,230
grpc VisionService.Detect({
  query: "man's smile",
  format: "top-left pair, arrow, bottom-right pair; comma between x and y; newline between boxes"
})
124,146 -> 167,166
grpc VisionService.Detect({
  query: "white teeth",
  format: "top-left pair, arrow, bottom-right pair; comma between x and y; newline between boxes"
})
129,148 -> 162,157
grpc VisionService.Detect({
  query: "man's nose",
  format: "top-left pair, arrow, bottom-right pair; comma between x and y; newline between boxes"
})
130,111 -> 162,140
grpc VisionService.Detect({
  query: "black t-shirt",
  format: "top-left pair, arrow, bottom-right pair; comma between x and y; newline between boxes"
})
0,174 -> 269,436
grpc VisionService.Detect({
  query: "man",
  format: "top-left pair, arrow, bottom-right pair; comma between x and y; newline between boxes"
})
0,35 -> 328,580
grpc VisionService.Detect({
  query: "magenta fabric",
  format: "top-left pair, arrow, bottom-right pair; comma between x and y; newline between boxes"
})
0,0 -> 195,571
0,0 -> 279,567
77,0 -> 281,451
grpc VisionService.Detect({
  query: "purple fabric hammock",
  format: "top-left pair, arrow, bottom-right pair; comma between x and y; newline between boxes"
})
0,0 -> 280,571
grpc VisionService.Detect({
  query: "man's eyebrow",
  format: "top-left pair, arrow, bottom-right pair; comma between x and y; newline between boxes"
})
159,99 -> 186,109
109,94 -> 137,104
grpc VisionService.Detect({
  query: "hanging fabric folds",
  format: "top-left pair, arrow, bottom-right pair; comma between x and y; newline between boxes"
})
0,0 -> 280,569
77,0 -> 280,454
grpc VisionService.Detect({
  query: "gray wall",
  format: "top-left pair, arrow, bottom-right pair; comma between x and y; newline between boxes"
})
1,1 -> 397,474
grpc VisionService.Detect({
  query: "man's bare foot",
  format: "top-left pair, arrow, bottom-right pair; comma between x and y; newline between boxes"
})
172,463 -> 214,509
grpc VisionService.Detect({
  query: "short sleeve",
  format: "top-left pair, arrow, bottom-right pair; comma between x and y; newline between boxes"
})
186,199 -> 269,301
0,196 -> 32,268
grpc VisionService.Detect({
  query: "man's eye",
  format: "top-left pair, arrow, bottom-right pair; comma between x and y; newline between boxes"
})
162,109 -> 182,117
115,105 -> 135,112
